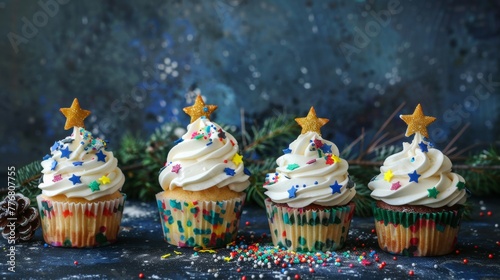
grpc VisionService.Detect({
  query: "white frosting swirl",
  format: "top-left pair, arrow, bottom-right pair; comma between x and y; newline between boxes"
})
39,127 -> 125,200
158,117 -> 250,192
368,133 -> 467,207
264,132 -> 356,208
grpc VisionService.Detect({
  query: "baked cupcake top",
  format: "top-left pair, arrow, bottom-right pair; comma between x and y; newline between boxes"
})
39,99 -> 125,201
264,107 -> 356,208
368,104 -> 467,208
158,95 -> 250,192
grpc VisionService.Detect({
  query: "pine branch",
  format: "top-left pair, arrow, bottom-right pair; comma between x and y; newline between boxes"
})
13,161 -> 43,206
242,114 -> 300,156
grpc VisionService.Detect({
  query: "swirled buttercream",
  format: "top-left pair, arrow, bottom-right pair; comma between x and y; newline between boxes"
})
264,132 -> 356,208
39,127 -> 125,200
368,133 -> 466,207
158,117 -> 250,192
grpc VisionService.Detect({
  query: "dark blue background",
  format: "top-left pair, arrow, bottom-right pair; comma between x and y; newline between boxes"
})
1,0 -> 499,170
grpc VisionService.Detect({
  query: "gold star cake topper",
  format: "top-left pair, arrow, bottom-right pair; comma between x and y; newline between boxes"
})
183,94 -> 218,123
400,104 -> 436,138
60,98 -> 91,130
295,106 -> 329,135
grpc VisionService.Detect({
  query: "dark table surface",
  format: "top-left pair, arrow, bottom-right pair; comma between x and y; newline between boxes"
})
1,197 -> 499,280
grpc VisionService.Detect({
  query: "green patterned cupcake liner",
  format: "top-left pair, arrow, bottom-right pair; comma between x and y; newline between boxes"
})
156,192 -> 245,248
372,203 -> 464,256
37,193 -> 126,248
265,198 -> 355,252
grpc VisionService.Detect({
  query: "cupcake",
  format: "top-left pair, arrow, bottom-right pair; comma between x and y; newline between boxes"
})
368,104 -> 467,256
156,94 -> 250,248
264,107 -> 356,252
37,98 -> 126,247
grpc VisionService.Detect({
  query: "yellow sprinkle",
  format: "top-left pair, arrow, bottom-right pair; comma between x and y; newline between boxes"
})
161,254 -> 171,259
174,251 -> 182,255
224,257 -> 231,262
198,249 -> 217,253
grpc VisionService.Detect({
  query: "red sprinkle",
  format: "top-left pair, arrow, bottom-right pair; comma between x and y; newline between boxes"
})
487,211 -> 492,216
245,221 -> 250,226
409,270 -> 415,276
349,263 -> 354,268
237,268 -> 242,273
139,273 -> 145,279
393,256 -> 397,260
241,276 -> 247,280
73,261 -> 78,265
294,274 -> 301,279
309,268 -> 315,273
488,254 -> 494,259
371,229 -> 376,234
463,259 -> 468,264
480,212 -> 484,217
455,250 -> 460,255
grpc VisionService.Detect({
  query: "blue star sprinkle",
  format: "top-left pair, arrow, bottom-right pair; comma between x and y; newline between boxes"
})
50,160 -> 58,171
287,186 -> 297,198
320,144 -> 332,154
51,141 -> 59,152
224,168 -> 236,176
282,148 -> 292,154
330,181 -> 342,194
43,154 -> 51,160
73,161 -> 83,166
68,174 -> 81,185
408,170 -> 421,183
96,150 -> 107,162
244,168 -> 252,176
418,141 -> 428,152
60,146 -> 72,159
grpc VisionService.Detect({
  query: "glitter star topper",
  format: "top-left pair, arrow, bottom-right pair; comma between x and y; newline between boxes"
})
60,98 -> 91,130
183,94 -> 218,123
295,106 -> 329,135
400,104 -> 436,138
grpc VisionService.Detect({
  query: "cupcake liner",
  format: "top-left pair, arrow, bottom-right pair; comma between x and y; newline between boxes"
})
156,192 -> 245,248
36,194 -> 126,248
372,204 -> 464,256
265,199 -> 355,252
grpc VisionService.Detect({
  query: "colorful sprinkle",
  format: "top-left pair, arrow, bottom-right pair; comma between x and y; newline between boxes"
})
408,170 -> 421,183
89,180 -> 101,192
390,181 -> 401,191
287,164 -> 300,170
232,153 -> 243,166
224,168 -> 236,176
427,187 -> 440,199
171,164 -> 182,174
287,186 -> 298,198
330,181 -> 342,194
418,141 -> 428,152
60,146 -> 72,158
68,174 -> 81,185
383,170 -> 393,182
98,175 -> 111,185
96,150 -> 107,162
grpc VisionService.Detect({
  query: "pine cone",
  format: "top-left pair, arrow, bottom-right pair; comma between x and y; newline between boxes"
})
0,194 -> 40,242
